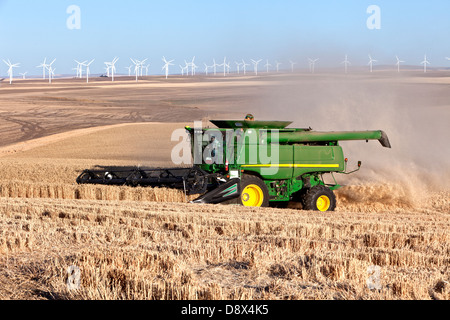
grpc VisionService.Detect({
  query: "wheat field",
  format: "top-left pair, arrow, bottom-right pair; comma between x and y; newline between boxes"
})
0,194 -> 448,300
0,74 -> 449,300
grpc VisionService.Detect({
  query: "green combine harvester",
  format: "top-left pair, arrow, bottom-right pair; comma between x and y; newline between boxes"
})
77,118 -> 391,211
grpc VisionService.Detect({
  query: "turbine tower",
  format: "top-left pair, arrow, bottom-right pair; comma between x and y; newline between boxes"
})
3,59 -> 20,84
75,60 -> 87,78
250,59 -> 262,75
235,61 -> 242,74
162,57 -> 175,79
241,60 -> 250,75
19,72 -> 28,79
275,61 -> 282,72
341,55 -> 351,74
105,57 -> 119,81
46,59 -> 56,84
308,58 -> 319,74
421,55 -> 430,73
37,58 -> 48,79
131,58 -> 147,82
85,59 -> 95,83
125,66 -> 132,76
264,60 -> 272,73
395,56 -> 405,73
219,57 -> 228,77
289,60 -> 297,73
368,55 -> 377,73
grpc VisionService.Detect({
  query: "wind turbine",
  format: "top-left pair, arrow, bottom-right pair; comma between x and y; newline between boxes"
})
19,72 -> 28,79
368,55 -> 377,73
308,58 -> 319,74
105,57 -> 119,81
185,57 -> 196,76
46,59 -> 56,84
421,55 -> 430,73
235,61 -> 243,74
212,59 -> 220,76
204,63 -> 210,76
264,60 -> 272,73
395,56 -> 405,73
125,66 -> 132,76
130,58 -> 147,82
180,64 -> 188,76
3,59 -> 20,84
289,60 -> 297,73
37,58 -> 48,79
162,57 -> 175,79
85,59 -> 95,83
143,65 -> 150,76
341,55 -> 351,74
251,59 -> 262,75
241,60 -> 250,75
75,60 -> 88,78
219,57 -> 228,76
275,61 -> 282,72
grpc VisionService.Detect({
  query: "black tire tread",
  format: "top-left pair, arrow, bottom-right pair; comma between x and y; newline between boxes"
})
302,185 -> 336,212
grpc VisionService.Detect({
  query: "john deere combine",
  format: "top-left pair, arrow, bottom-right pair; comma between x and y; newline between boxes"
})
77,119 -> 391,211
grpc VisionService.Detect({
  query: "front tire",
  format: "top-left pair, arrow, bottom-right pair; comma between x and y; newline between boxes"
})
302,186 -> 336,212
239,175 -> 270,208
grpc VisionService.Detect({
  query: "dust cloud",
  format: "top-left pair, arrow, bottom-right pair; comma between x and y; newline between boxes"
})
250,72 -> 450,211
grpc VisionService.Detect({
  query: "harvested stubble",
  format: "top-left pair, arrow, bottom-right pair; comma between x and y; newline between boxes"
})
0,180 -> 194,203
0,197 -> 448,300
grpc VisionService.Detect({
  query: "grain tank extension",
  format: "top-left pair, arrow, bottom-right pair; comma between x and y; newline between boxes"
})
77,119 -> 391,211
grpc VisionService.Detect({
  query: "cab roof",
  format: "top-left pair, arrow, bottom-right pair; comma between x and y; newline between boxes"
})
210,120 -> 293,130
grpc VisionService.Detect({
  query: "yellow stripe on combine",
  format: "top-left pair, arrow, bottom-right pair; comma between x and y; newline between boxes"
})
241,164 -> 340,168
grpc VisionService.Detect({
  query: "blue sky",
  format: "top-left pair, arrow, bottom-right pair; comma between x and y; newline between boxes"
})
1,0 -> 449,75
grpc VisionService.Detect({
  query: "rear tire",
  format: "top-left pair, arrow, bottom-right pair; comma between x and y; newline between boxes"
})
239,175 -> 270,208
302,186 -> 336,212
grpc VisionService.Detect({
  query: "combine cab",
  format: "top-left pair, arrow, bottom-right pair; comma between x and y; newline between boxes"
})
77,119 -> 391,211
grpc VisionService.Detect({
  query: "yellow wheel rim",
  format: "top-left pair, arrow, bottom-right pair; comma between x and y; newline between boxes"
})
316,195 -> 331,211
242,184 -> 264,207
